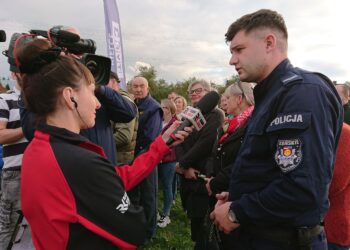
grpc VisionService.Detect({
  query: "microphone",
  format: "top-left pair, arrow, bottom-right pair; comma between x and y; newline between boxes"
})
166,91 -> 220,145
49,27 -> 80,43
29,28 -> 80,44
0,30 -> 6,42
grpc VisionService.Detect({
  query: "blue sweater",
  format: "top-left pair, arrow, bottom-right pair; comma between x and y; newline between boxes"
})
134,95 -> 163,155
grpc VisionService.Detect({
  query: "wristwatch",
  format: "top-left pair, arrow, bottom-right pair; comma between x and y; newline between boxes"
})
228,209 -> 239,224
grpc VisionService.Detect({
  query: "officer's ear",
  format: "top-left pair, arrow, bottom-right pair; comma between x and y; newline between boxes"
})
265,33 -> 277,52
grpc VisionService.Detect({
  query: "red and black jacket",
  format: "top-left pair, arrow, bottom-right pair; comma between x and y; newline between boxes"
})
21,124 -> 170,250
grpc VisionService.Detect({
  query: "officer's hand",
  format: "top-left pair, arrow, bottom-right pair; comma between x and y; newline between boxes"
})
215,192 -> 229,206
210,201 -> 240,234
184,168 -> 199,179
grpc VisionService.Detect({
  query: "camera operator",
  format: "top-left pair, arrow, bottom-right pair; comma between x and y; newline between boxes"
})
19,26 -> 136,165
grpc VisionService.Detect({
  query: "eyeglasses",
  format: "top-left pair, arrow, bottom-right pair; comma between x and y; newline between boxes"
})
188,87 -> 206,95
161,106 -> 169,110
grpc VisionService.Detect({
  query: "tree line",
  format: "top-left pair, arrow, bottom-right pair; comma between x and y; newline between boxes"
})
127,65 -> 239,102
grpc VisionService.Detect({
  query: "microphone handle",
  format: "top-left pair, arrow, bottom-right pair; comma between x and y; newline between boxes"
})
166,119 -> 192,145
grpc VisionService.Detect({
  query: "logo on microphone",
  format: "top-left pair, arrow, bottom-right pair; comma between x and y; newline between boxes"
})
181,106 -> 206,131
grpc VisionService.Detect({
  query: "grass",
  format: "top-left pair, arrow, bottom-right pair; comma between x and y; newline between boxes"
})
140,190 -> 194,250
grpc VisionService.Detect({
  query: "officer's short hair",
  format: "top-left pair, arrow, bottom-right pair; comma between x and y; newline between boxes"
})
225,9 -> 288,43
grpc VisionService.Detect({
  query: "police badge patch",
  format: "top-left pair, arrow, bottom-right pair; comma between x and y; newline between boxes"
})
275,139 -> 302,173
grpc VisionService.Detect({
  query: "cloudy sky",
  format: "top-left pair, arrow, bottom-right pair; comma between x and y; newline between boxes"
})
0,0 -> 349,85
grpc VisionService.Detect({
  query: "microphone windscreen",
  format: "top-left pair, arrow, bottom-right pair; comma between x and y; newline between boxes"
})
0,30 -> 6,42
56,30 -> 80,43
196,91 -> 220,114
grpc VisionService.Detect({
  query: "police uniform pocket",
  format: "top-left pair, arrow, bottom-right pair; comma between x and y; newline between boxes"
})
266,112 -> 311,133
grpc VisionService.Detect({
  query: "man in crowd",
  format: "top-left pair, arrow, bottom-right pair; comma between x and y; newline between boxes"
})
130,76 -> 163,242
167,91 -> 178,102
211,9 -> 343,250
107,71 -> 139,165
0,61 -> 28,249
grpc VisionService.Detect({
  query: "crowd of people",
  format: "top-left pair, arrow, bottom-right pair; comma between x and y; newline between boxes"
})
0,8 -> 349,250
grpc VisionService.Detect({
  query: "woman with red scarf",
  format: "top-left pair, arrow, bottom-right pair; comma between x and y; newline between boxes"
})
202,82 -> 255,250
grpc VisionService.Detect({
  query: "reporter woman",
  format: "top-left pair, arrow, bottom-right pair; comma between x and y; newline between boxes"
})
17,39 -> 189,250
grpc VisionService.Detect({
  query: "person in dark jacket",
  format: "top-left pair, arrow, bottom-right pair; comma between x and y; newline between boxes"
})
176,80 -> 224,248
205,82 -> 255,197
17,38 -> 190,250
211,9 -> 343,250
199,82 -> 254,250
130,76 -> 163,241
19,27 -> 136,165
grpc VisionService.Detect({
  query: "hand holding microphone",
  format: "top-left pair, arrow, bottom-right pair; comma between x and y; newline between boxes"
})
165,91 -> 220,145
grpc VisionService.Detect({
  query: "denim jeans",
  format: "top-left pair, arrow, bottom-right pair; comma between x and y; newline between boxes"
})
158,162 -> 176,216
0,170 -> 21,250
128,167 -> 158,242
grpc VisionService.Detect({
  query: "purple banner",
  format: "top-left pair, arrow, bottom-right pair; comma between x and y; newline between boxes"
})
103,0 -> 126,89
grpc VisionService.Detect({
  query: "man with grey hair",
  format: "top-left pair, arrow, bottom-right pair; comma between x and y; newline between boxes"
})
211,9 -> 343,250
130,76 -> 163,242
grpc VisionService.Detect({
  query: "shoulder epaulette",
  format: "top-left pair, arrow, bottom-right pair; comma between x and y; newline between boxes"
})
281,72 -> 303,86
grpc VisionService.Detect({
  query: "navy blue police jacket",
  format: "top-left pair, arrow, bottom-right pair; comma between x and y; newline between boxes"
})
229,59 -> 343,228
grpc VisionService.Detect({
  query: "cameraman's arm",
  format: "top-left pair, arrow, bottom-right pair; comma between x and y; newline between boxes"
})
19,96 -> 35,141
95,86 -> 136,123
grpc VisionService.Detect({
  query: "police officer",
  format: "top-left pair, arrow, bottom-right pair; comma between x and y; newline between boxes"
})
211,9 -> 343,250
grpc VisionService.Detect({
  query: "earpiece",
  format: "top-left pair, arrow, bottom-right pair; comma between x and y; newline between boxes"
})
70,96 -> 78,108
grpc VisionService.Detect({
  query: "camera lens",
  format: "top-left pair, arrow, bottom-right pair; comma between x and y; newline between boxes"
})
80,54 -> 111,85
85,60 -> 98,77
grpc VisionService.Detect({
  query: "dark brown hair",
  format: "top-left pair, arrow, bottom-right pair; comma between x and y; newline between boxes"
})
17,39 -> 94,120
225,9 -> 288,42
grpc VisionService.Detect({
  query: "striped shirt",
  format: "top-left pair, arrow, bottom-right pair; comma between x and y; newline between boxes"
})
0,86 -> 28,170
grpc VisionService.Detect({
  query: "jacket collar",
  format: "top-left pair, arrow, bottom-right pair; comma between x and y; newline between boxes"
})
36,123 -> 106,157
253,58 -> 292,106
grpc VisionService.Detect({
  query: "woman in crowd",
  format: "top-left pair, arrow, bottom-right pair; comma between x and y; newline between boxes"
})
219,95 -> 228,116
203,82 -> 255,249
174,95 -> 187,115
17,38 -> 190,250
157,99 -> 178,228
176,80 -> 224,249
